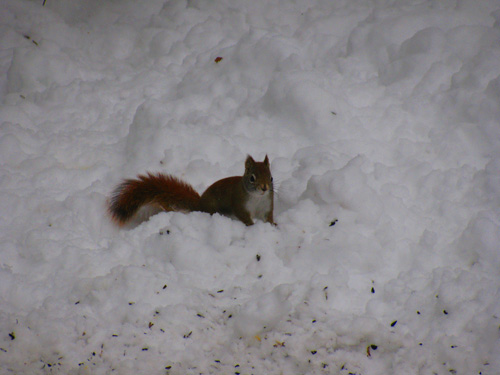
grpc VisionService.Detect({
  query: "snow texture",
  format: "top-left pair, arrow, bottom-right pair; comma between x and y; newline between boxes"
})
1,0 -> 500,374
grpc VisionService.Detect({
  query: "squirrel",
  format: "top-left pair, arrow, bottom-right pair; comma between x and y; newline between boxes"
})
108,155 -> 275,226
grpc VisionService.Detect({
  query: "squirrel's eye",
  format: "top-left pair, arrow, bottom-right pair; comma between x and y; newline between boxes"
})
271,177 -> 273,182
250,174 -> 256,183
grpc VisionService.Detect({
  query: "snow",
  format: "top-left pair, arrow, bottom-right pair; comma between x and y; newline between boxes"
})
1,0 -> 499,373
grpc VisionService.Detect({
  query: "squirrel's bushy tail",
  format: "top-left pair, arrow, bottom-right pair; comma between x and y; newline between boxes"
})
108,173 -> 201,225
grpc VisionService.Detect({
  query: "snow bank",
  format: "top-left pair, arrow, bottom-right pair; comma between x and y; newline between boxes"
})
1,0 -> 499,374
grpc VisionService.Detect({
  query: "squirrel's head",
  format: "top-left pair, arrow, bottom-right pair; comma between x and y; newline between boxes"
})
244,155 -> 273,195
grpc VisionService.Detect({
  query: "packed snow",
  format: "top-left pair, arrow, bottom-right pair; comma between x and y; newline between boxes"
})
1,0 -> 500,374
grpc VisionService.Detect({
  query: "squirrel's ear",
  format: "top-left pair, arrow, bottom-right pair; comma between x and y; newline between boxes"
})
264,155 -> 269,166
245,155 -> 255,170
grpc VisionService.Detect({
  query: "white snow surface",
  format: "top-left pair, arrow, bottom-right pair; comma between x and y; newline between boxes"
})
1,0 -> 500,374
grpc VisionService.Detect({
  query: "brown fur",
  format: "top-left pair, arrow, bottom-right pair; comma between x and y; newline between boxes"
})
108,156 -> 274,226
109,173 -> 200,225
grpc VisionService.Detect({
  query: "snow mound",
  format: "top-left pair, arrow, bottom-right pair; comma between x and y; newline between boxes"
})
1,0 -> 499,374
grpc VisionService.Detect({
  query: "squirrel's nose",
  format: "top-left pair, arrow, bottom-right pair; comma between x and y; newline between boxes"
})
261,184 -> 268,192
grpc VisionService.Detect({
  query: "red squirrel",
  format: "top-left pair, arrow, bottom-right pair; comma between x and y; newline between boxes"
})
109,155 -> 275,226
